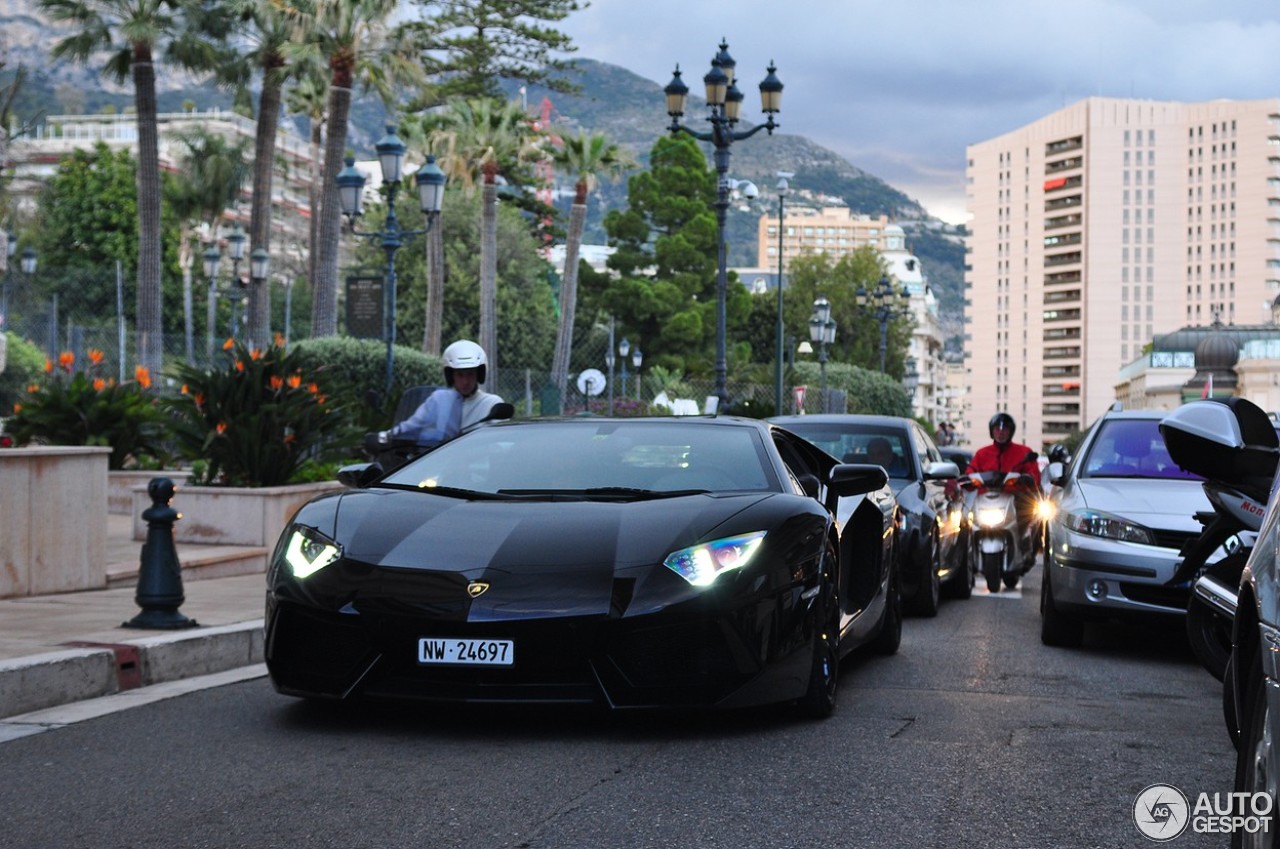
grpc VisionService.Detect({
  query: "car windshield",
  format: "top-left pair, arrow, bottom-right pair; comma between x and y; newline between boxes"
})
781,423 -> 912,478
380,420 -> 779,496
1081,419 -> 1202,481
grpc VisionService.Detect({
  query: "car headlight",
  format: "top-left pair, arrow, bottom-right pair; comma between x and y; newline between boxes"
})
664,531 -> 767,587
1034,498 -> 1057,522
975,505 -> 1008,528
1060,509 -> 1154,544
282,525 -> 343,579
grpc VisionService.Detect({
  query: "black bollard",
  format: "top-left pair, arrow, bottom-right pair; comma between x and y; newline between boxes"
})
123,477 -> 199,629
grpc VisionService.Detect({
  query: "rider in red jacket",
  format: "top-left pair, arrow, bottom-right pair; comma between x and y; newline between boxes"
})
966,412 -> 1041,487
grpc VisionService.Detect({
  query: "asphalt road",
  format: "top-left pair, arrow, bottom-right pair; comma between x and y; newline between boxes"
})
0,567 -> 1236,849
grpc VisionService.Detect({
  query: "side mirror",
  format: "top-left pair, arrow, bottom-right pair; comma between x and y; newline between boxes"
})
829,463 -> 889,497
338,462 -> 383,489
1047,461 -> 1065,487
796,473 -> 821,500
487,402 -> 514,422
924,461 -> 960,480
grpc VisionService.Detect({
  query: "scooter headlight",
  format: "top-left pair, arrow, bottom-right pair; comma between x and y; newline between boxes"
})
1034,498 -> 1057,522
976,505 -> 1008,529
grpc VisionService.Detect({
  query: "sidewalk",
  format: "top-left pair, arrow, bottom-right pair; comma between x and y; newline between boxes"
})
0,514 -> 270,720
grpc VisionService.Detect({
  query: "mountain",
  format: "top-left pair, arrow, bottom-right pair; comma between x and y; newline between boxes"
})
0,12 -> 965,344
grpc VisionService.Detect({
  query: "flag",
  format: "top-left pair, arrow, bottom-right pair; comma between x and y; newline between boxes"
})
1201,373 -> 1213,399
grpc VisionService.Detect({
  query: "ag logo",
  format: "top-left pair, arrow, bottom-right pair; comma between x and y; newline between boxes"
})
1134,784 -> 1190,841
466,581 -> 490,598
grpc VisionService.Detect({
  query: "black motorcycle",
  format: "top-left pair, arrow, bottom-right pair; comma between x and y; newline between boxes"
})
1159,397 -> 1280,681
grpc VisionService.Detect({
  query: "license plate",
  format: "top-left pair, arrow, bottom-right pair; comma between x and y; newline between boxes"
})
418,637 -> 514,666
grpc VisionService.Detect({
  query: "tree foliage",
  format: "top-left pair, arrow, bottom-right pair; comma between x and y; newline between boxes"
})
590,134 -> 752,378
402,0 -> 582,104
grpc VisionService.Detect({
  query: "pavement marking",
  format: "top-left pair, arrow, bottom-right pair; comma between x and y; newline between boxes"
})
0,664 -> 267,743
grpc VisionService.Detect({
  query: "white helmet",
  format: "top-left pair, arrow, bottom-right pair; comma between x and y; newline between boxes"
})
442,339 -> 487,386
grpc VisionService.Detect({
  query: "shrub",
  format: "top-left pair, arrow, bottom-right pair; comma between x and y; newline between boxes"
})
163,340 -> 361,487
7,348 -> 168,469
292,337 -> 443,431
0,333 -> 47,415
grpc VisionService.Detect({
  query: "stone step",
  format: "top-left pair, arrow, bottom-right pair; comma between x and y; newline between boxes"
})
105,546 -> 269,590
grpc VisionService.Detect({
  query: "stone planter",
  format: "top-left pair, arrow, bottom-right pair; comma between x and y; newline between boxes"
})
109,469 -> 191,515
131,480 -> 343,547
0,446 -> 111,597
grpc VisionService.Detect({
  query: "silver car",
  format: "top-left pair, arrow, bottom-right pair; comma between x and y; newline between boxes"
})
1040,408 -> 1210,647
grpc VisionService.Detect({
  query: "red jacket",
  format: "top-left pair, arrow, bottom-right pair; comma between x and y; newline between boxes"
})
967,440 -> 1041,488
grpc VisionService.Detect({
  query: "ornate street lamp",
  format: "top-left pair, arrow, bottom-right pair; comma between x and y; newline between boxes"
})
773,173 -> 790,414
857,275 -> 911,373
904,356 -> 920,416
618,337 -> 631,398
632,345 -> 643,402
665,39 -> 782,406
808,297 -> 836,413
337,126 -> 447,398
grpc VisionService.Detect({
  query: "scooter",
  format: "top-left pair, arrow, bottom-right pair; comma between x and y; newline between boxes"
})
1159,397 -> 1279,681
960,465 -> 1039,593
361,397 -> 514,474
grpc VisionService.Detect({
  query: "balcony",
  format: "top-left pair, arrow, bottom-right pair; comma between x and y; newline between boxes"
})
1044,346 -> 1081,360
1045,270 -> 1082,285
1044,289 -> 1081,305
1043,365 -> 1081,378
1044,307 -> 1082,322
1044,232 -> 1082,249
1046,136 -> 1084,155
1042,403 -> 1081,416
1044,327 -> 1082,342
1044,251 -> 1083,267
1045,195 -> 1082,211
1044,175 -> 1083,193
1045,156 -> 1083,174
1045,213 -> 1083,230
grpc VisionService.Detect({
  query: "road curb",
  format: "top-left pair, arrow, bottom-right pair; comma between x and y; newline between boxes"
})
0,620 -> 265,720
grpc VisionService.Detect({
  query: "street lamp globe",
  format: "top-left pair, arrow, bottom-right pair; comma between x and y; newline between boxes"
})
250,247 -> 270,283
375,125 -> 407,185
415,155 -> 446,215
336,157 -> 367,220
202,246 -> 221,281
20,246 -> 36,276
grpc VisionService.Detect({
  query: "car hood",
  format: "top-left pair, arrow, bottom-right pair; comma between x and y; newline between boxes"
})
1070,478 -> 1208,530
285,488 -> 800,619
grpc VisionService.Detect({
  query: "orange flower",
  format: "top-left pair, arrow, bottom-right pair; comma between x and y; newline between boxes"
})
87,349 -> 105,366
13,403 -> 21,414
274,333 -> 285,348
234,360 -> 245,372
194,392 -> 206,410
43,358 -> 53,373
134,366 -> 152,389
283,432 -> 297,446
26,384 -> 38,393
58,351 -> 75,371
307,382 -> 319,394
92,378 -> 106,391
287,374 -> 302,389
180,384 -> 189,395
269,375 -> 284,391
250,348 -> 263,360
216,422 -> 228,434
223,338 -> 235,351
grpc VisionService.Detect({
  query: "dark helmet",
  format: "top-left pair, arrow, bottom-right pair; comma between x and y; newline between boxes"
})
989,412 -> 1016,439
442,339 -> 487,387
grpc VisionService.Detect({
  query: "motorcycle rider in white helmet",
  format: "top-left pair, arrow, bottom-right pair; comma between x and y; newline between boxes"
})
378,340 -> 504,448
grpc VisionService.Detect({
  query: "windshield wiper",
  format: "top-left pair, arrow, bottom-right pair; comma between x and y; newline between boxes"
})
379,483 -> 512,500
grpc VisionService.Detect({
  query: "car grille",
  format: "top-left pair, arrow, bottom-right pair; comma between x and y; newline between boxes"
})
1150,529 -> 1198,552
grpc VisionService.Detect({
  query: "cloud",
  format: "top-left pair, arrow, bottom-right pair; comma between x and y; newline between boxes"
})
558,0 -> 1280,223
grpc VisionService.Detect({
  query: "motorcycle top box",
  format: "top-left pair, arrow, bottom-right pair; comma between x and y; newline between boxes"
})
1158,397 -> 1279,488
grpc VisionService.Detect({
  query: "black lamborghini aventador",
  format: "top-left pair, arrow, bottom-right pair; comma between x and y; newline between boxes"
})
265,416 -> 900,717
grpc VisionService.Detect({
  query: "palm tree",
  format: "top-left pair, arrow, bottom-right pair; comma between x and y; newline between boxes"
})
164,128 -> 251,361
280,0 -> 423,339
549,130 -> 633,404
426,98 -> 540,392
212,0 -> 300,350
283,62 -> 329,320
39,0 -> 218,376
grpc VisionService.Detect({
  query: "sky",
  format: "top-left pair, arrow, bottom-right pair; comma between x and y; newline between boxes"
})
556,0 -> 1280,224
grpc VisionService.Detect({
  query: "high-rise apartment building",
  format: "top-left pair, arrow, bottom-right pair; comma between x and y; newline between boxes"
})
964,96 -> 1280,448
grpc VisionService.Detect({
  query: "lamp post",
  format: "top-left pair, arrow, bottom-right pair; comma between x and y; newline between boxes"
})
857,275 -> 911,373
665,39 -> 782,407
904,356 -> 920,417
618,337 -> 631,398
808,297 -> 836,413
337,125 -> 446,398
250,248 -> 270,343
1,233 -> 13,330
773,172 -> 791,415
632,346 -> 643,402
